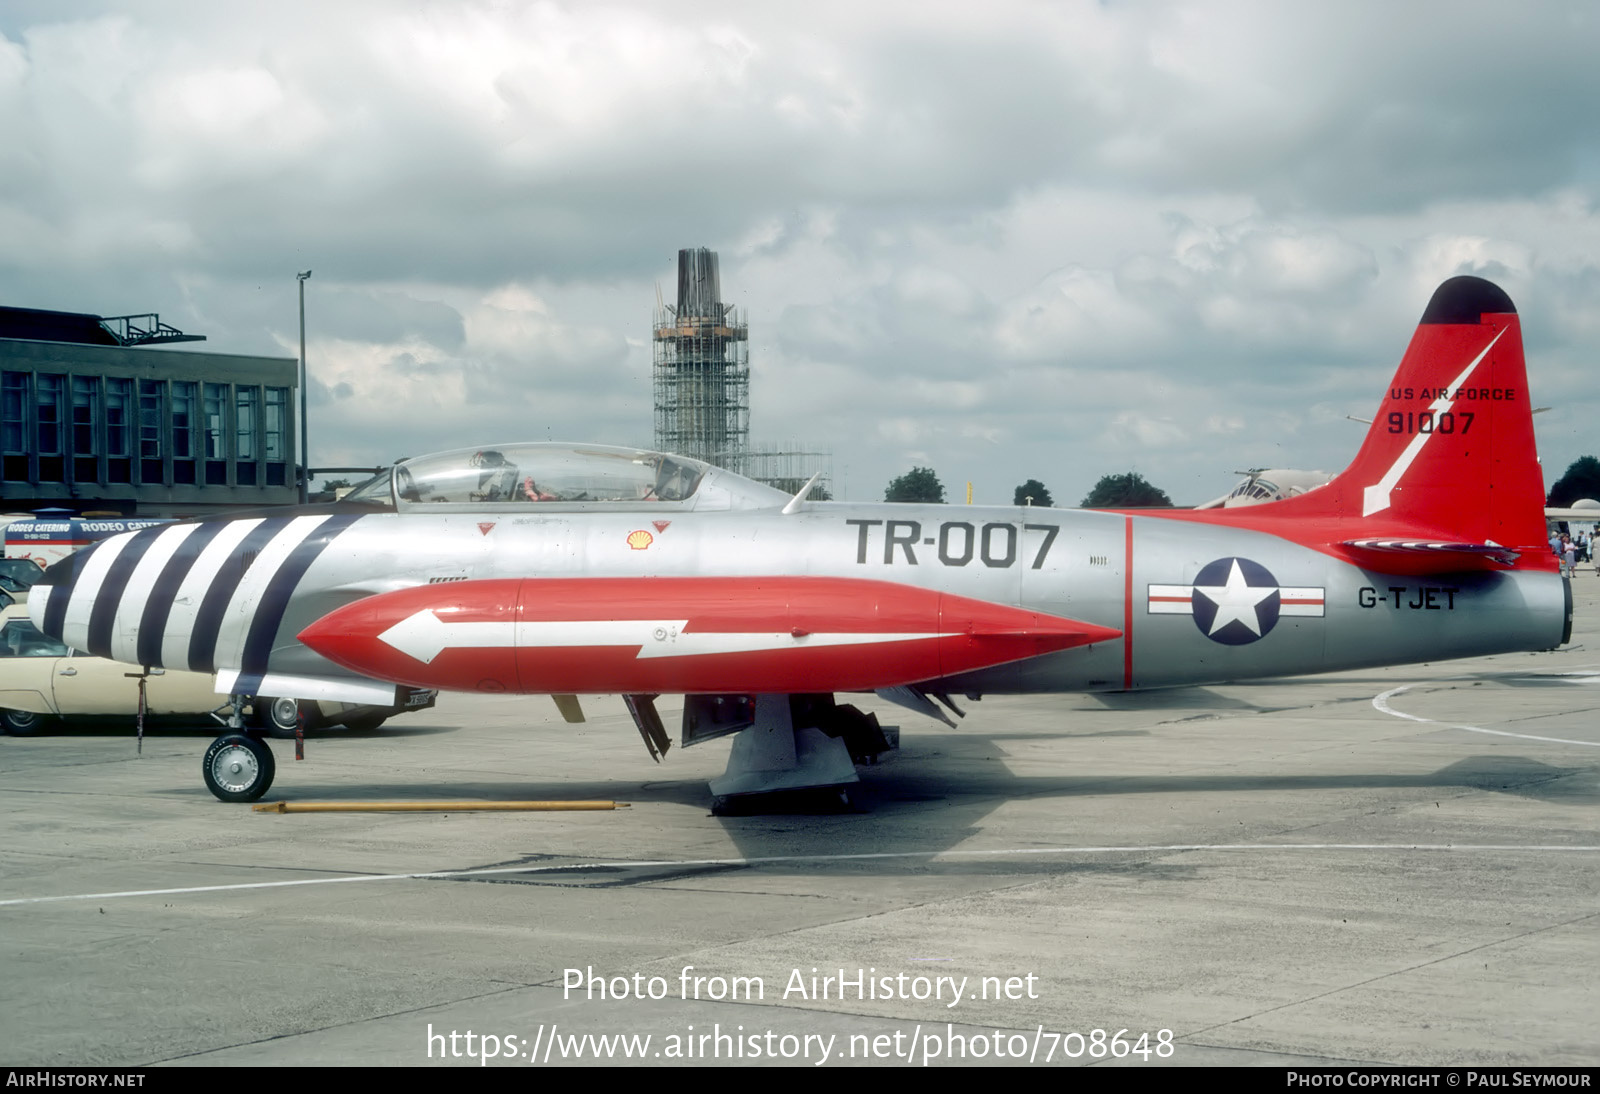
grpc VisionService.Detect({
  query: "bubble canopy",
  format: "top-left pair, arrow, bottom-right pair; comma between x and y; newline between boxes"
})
339,443 -> 789,512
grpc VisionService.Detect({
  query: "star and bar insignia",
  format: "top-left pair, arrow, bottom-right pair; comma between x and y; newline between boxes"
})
1148,557 -> 1325,645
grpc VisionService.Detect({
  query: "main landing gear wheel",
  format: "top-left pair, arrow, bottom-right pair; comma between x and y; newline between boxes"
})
339,713 -> 387,732
203,733 -> 275,803
250,697 -> 309,740
1,709 -> 51,736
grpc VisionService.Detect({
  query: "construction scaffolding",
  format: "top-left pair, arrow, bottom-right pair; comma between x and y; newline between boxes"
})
652,248 -> 749,470
743,442 -> 834,499
651,247 -> 835,496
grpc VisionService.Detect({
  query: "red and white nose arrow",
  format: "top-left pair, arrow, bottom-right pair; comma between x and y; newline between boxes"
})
376,611 -> 521,663
377,611 -> 944,665
301,576 -> 1121,695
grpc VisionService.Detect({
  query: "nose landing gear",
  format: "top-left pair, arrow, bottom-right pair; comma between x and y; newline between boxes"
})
202,732 -> 276,803
202,693 -> 277,802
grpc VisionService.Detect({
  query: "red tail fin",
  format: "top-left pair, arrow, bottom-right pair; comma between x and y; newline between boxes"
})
1264,276 -> 1549,566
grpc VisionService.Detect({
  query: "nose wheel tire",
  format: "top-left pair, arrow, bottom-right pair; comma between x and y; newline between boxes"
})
203,733 -> 276,803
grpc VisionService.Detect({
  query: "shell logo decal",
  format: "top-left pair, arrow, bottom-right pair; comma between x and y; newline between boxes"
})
626,529 -> 654,550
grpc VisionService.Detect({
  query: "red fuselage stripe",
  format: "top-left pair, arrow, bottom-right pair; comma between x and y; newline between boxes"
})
1124,516 -> 1134,690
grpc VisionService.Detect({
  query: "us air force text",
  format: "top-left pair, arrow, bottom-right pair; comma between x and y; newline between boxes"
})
563,965 -> 1039,1008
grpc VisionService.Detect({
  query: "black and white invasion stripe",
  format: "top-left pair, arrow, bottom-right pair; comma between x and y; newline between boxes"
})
29,514 -> 360,687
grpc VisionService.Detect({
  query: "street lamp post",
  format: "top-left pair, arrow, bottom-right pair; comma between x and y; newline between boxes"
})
297,270 -> 312,503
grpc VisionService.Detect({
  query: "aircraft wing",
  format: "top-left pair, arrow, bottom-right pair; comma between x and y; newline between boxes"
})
212,668 -> 417,706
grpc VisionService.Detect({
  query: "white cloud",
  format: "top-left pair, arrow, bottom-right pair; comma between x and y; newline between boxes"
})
4,2 -> 1600,503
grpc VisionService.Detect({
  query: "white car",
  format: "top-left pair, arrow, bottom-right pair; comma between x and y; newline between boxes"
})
0,604 -> 434,736
0,557 -> 44,610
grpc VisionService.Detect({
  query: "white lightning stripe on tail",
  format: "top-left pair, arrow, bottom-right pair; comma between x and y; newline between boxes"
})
377,610 -> 943,665
1362,328 -> 1505,517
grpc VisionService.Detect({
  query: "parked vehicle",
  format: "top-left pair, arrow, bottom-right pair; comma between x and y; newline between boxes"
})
0,605 -> 434,735
4,515 -> 172,570
0,557 -> 44,609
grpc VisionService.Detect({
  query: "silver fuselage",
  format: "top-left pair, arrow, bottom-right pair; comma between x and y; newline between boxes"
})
32,497 -> 1569,703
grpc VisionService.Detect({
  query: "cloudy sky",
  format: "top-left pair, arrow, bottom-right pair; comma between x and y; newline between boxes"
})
2,1 -> 1598,504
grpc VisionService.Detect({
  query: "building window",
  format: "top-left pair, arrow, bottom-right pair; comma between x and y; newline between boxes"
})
138,381 -> 163,458
235,386 -> 258,460
203,382 -> 227,484
138,380 -> 165,484
264,387 -> 286,460
71,376 -> 99,483
2,372 -> 27,482
235,385 -> 258,485
171,381 -> 196,484
264,386 -> 287,486
105,377 -> 132,484
35,373 -> 64,482
203,383 -> 226,458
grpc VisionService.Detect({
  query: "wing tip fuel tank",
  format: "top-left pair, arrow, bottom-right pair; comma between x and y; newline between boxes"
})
298,576 -> 1121,695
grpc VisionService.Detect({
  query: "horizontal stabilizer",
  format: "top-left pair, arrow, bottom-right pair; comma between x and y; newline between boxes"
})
1340,539 -> 1521,570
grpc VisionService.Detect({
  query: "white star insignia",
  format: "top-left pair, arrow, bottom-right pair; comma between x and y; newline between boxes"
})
1192,559 -> 1276,637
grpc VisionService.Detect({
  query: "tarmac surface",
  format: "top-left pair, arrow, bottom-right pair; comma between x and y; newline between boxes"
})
2,582 -> 1598,1068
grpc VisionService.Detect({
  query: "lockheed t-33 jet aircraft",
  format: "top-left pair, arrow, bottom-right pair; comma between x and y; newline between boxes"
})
28,276 -> 1570,806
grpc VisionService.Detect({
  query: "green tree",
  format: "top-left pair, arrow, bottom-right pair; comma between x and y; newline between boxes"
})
885,467 -> 946,503
1547,456 -> 1600,507
1081,471 -> 1173,508
311,477 -> 352,502
1013,479 -> 1054,507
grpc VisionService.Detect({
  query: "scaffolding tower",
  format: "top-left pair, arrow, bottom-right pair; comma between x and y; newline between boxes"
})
652,248 -> 749,471
743,442 -> 834,499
